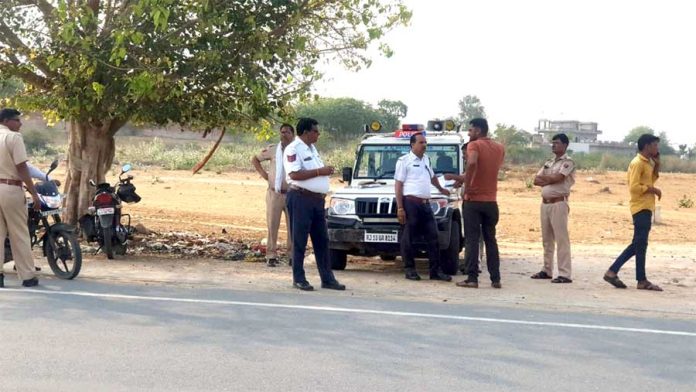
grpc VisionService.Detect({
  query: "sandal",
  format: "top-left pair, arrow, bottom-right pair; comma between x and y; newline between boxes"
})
531,271 -> 552,279
603,274 -> 627,289
637,280 -> 663,292
551,276 -> 572,283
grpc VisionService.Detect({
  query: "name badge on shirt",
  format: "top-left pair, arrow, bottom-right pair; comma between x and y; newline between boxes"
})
303,157 -> 312,161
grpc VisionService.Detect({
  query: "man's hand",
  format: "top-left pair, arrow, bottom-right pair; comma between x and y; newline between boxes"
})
319,166 -> 335,176
439,187 -> 450,196
651,186 -> 662,200
397,208 -> 406,225
31,193 -> 41,211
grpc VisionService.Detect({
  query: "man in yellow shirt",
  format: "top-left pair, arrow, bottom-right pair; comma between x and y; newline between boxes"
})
604,134 -> 662,291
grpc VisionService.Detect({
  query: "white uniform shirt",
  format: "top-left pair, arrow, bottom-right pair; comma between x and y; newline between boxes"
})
283,138 -> 330,194
394,151 -> 435,198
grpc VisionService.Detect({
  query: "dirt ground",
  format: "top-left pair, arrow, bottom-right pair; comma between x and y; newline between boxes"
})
34,166 -> 696,320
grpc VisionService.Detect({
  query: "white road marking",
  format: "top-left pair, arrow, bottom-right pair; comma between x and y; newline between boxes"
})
4,288 -> 696,337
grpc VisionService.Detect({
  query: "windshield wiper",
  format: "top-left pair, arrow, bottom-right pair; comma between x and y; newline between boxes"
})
376,170 -> 395,179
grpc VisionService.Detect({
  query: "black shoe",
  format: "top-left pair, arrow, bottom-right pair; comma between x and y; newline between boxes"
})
293,281 -> 314,291
430,271 -> 452,281
491,281 -> 502,289
321,281 -> 346,291
22,277 -> 39,287
405,269 -> 421,281
0,274 -> 4,288
266,258 -> 279,267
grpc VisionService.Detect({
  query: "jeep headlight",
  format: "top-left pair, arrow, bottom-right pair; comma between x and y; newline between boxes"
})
429,199 -> 449,215
330,198 -> 355,215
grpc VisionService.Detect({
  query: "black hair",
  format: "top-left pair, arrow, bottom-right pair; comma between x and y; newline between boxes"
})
409,132 -> 425,146
469,118 -> 488,135
279,123 -> 294,133
637,133 -> 660,151
0,108 -> 21,122
552,133 -> 570,145
296,117 -> 318,136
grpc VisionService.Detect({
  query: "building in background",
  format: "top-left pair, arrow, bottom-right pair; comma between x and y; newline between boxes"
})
534,119 -> 634,155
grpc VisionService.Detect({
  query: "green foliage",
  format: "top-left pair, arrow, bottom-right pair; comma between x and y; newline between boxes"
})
678,195 -> 694,209
457,95 -> 486,124
623,126 -> 655,143
0,0 -> 411,131
492,124 -> 531,147
377,99 -> 408,131
22,129 -> 55,153
296,97 -> 404,141
0,77 -> 23,99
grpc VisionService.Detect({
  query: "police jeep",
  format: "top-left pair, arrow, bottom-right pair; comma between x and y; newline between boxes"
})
327,120 -> 465,275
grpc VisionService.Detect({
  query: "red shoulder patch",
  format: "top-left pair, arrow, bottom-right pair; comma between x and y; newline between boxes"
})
287,154 -> 296,162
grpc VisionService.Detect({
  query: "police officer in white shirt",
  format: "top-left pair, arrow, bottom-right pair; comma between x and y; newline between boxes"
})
395,132 -> 452,281
283,118 -> 345,291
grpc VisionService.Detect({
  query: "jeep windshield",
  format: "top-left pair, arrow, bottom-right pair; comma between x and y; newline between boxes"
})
354,144 -> 460,180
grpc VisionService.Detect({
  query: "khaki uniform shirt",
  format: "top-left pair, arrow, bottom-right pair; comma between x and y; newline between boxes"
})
0,124 -> 28,180
256,143 -> 289,191
537,154 -> 575,199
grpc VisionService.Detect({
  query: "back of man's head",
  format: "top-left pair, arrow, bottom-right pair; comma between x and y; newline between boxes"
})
296,117 -> 318,136
0,108 -> 21,122
637,133 -> 660,151
469,118 -> 489,135
552,133 -> 570,145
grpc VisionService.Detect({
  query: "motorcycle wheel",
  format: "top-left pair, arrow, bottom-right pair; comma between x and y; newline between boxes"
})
46,228 -> 82,279
103,226 -> 114,259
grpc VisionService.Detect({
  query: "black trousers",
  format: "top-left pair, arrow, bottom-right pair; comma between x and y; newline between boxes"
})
286,190 -> 336,284
609,209 -> 652,281
463,201 -> 501,282
400,198 -> 441,274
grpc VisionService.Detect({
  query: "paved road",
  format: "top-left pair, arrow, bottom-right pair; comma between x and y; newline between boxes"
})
1,277 -> 695,391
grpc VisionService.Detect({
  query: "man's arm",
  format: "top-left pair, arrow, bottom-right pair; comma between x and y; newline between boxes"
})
535,173 -> 565,186
395,180 -> 406,224
251,156 -> 269,181
288,166 -> 334,181
27,162 -> 49,181
431,175 -> 450,196
16,162 -> 41,210
463,149 -> 478,192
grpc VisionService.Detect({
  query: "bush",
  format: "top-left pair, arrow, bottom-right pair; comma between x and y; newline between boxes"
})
22,129 -> 55,153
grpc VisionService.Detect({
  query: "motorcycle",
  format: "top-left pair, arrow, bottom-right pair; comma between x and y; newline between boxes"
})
79,164 -> 141,259
3,159 -> 82,279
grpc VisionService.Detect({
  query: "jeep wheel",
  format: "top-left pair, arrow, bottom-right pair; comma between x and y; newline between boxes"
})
330,249 -> 347,270
440,220 -> 460,275
379,255 -> 396,261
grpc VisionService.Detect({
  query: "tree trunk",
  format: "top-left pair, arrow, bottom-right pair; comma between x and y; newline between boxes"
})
63,119 -> 124,224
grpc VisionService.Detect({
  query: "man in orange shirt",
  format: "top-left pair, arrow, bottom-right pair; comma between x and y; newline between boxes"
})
604,134 -> 663,291
454,118 -> 505,289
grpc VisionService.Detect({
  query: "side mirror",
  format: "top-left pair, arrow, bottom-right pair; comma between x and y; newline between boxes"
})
50,159 -> 59,171
341,167 -> 352,184
121,164 -> 132,173
89,179 -> 96,187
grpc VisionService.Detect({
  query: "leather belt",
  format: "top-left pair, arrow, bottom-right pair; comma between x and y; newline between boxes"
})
404,195 -> 430,204
272,189 -> 288,194
0,178 -> 22,187
542,196 -> 568,204
290,186 -> 325,199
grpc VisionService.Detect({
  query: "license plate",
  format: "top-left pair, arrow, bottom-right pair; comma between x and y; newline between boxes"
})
97,207 -> 115,215
41,208 -> 63,217
364,232 -> 398,243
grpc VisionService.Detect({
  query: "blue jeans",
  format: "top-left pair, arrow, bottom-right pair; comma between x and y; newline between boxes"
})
286,190 -> 336,284
609,209 -> 652,281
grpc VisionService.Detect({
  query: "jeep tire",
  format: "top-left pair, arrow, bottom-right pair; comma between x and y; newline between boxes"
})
440,220 -> 460,275
330,248 -> 348,270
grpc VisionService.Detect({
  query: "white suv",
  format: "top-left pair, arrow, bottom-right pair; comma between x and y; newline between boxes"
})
326,122 -> 465,274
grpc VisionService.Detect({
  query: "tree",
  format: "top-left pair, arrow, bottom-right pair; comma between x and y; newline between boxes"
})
296,97 -> 397,140
0,0 -> 410,223
623,126 -> 655,143
0,77 -> 22,98
492,123 -> 530,147
377,99 -> 407,131
457,95 -> 486,124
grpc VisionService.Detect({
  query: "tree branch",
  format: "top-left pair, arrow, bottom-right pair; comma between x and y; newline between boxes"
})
0,19 -> 56,78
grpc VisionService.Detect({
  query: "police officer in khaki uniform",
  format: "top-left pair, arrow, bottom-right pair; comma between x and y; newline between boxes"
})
251,123 -> 295,267
531,133 -> 576,283
0,108 -> 41,288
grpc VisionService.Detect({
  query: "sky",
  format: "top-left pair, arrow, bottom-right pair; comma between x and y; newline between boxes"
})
314,0 -> 696,147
